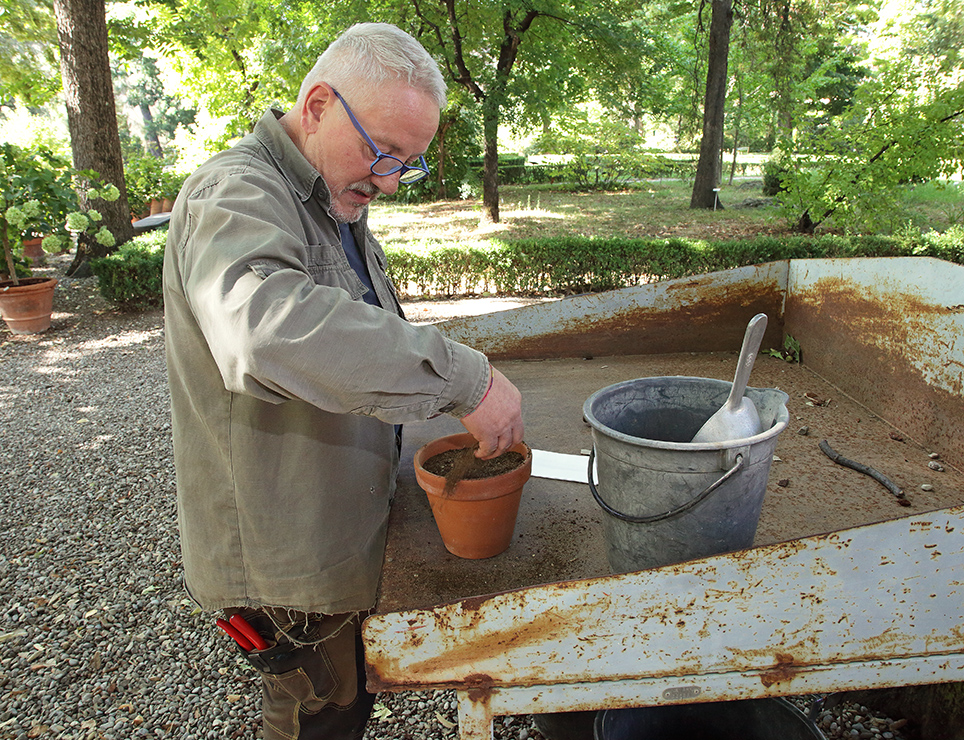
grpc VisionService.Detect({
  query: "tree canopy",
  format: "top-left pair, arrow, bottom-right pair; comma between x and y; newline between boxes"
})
1,0 -> 962,238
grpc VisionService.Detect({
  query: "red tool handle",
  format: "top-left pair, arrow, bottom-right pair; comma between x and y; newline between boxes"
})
229,614 -> 269,650
216,618 -> 254,651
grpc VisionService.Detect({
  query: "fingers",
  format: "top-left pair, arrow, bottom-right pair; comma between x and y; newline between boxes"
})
460,367 -> 524,459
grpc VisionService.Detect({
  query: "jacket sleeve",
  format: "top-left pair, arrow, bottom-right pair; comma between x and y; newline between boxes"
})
167,164 -> 489,423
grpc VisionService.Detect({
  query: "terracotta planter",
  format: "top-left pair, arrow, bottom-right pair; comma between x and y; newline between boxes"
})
414,432 -> 532,559
21,237 -> 46,267
0,277 -> 58,334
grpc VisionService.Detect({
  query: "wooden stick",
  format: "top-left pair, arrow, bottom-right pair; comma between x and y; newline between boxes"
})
819,439 -> 910,506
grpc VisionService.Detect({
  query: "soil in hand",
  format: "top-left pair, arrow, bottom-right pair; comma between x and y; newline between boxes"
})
424,446 -> 526,495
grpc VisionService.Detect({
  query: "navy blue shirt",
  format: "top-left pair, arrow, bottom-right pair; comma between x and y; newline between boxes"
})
339,223 -> 380,307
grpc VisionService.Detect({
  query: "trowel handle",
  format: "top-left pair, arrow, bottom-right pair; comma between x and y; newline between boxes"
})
727,313 -> 768,410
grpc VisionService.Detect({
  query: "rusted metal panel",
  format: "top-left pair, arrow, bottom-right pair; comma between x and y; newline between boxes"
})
454,654 -> 964,740
786,258 -> 964,467
437,262 -> 788,361
364,505 -> 964,694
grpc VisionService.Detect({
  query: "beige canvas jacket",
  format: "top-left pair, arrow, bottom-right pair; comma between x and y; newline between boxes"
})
163,109 -> 489,614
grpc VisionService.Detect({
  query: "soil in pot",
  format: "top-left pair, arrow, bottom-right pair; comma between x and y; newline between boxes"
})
423,446 -> 527,493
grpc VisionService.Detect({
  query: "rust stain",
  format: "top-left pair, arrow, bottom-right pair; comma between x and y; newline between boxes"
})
464,673 -> 495,703
403,600 -> 583,680
787,279 -> 964,468
759,653 -> 801,687
461,282 -> 785,362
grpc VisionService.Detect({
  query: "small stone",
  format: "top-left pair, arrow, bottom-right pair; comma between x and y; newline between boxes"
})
921,484 -> 934,491
797,426 -> 810,436
928,460 -> 945,472
778,479 -> 790,487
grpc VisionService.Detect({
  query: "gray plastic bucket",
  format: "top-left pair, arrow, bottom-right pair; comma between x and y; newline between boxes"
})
584,376 -> 789,574
594,698 -> 822,740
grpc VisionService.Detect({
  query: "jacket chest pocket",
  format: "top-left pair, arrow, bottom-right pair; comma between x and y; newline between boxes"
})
304,244 -> 367,301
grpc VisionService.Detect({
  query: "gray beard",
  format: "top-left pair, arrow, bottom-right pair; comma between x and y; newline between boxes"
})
328,180 -> 379,224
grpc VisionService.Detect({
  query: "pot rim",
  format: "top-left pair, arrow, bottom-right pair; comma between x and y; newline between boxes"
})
414,432 -> 532,501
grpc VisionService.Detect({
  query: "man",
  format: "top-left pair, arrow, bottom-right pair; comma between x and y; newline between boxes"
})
163,23 -> 524,740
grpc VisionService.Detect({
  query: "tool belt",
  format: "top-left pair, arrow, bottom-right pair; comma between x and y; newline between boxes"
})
237,640 -> 302,674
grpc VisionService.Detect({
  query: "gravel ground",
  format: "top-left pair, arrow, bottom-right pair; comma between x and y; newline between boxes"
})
0,258 -> 911,740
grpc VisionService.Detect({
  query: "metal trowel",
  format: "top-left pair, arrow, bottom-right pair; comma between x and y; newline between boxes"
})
692,313 -> 768,443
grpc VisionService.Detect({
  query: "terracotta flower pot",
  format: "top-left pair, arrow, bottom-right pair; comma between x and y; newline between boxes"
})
0,277 -> 58,334
414,432 -> 532,559
21,237 -> 46,267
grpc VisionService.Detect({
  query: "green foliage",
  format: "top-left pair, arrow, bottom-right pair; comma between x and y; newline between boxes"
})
0,142 -> 77,279
90,229 -> 167,308
114,55 -> 197,158
0,143 -> 76,239
525,108 -> 682,190
761,154 -> 790,197
386,101 -> 482,203
0,0 -> 61,106
141,0 -> 339,147
123,154 -> 188,216
383,230 -> 964,298
778,32 -> 964,233
767,334 -> 802,363
87,224 -> 964,310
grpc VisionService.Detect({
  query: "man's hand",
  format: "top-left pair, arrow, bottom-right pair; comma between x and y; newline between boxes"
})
460,367 -> 524,459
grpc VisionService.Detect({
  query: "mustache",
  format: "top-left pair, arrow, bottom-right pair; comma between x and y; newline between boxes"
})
346,181 -> 379,196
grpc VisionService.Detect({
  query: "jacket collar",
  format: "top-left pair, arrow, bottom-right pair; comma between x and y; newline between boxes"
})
255,108 -> 330,206
254,108 -> 370,234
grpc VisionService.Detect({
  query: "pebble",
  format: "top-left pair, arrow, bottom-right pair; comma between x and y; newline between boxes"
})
921,484 -> 935,491
0,267 -> 912,740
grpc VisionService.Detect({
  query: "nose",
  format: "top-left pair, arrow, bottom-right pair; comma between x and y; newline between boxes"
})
373,171 -> 402,196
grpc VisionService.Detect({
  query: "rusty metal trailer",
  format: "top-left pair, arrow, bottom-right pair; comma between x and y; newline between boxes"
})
364,257 -> 964,739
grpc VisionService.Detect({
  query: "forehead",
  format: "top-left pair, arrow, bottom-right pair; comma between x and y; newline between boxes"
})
352,85 -> 440,155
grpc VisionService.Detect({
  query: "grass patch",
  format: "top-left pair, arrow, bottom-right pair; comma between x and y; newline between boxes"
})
371,178 -> 962,246
372,180 -> 783,246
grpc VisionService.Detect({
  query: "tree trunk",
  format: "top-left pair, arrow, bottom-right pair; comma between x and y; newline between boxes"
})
690,0 -> 733,209
140,103 -> 164,158
52,0 -> 133,277
728,70 -> 744,186
480,96 -> 500,224
435,116 -> 454,200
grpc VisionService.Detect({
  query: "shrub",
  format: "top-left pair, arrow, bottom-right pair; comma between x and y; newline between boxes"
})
90,229 -> 166,308
86,227 -> 964,309
762,154 -> 791,197
384,230 -> 964,299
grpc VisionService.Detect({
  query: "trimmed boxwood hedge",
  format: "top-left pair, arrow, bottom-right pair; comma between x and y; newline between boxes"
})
90,229 -> 167,309
89,227 -> 964,307
384,227 -> 964,297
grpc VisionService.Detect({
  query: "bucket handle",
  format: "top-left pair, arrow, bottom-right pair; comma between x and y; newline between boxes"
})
588,447 -> 745,524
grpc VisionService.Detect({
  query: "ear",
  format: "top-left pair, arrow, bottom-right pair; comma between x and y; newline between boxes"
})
301,83 -> 335,135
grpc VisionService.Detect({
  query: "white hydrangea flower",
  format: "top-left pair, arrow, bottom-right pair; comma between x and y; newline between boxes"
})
22,199 -> 41,219
94,226 -> 115,247
66,212 -> 90,232
42,234 -> 66,251
101,184 -> 120,202
87,187 -> 101,200
88,209 -> 102,223
5,205 -> 25,228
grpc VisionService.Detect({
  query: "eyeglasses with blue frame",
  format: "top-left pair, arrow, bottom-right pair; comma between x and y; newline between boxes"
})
331,87 -> 431,185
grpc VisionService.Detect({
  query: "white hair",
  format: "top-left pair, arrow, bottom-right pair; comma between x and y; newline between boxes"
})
297,23 -> 447,111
